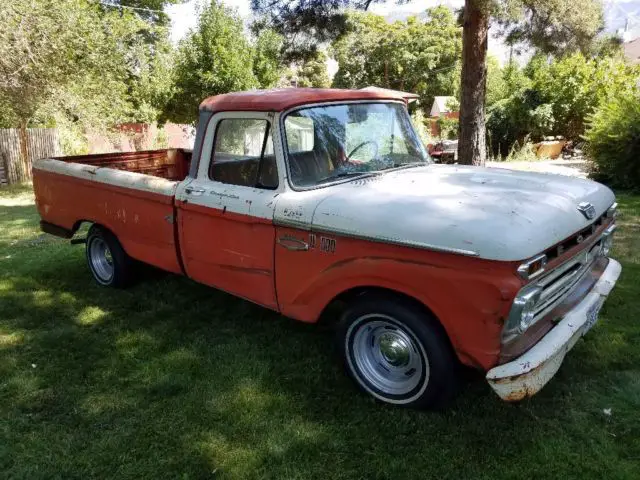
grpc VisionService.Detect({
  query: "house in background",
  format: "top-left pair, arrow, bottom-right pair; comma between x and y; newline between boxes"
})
429,96 -> 459,137
624,37 -> 640,64
430,96 -> 457,117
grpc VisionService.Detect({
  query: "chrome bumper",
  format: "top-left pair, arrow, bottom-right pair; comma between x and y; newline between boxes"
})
486,258 -> 622,402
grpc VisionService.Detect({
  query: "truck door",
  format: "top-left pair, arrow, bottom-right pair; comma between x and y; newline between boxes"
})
175,112 -> 281,309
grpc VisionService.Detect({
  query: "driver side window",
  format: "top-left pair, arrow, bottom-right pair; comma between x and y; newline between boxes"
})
209,118 -> 277,189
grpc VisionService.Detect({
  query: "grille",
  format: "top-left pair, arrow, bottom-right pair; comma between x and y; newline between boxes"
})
533,240 -> 603,321
544,212 -> 608,262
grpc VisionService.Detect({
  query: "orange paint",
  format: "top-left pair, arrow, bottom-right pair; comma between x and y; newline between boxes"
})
176,201 -> 278,309
33,169 -> 183,275
33,164 -> 525,370
199,88 -> 406,112
274,226 -> 523,370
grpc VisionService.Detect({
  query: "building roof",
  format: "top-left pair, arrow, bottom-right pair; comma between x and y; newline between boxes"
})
430,96 -> 457,116
624,37 -> 640,64
199,88 -> 405,112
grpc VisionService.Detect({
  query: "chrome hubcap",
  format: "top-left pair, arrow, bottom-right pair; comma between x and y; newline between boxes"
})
378,332 -> 411,367
89,237 -> 114,282
349,315 -> 428,397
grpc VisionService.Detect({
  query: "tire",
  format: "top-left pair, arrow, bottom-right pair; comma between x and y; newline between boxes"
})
85,225 -> 134,288
338,294 -> 459,409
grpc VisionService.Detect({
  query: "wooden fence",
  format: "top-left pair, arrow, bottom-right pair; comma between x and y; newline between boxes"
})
0,128 -> 61,186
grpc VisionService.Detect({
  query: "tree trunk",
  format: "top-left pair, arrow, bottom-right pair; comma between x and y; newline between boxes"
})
18,119 -> 31,181
458,0 -> 489,166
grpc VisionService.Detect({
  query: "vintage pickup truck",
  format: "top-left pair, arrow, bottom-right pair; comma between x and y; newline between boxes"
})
33,88 -> 621,408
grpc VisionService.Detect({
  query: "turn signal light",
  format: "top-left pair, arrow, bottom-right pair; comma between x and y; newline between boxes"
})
517,254 -> 548,280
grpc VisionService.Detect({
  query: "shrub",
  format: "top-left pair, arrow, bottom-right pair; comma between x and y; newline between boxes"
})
489,136 -> 539,163
437,116 -> 458,140
584,90 -> 640,189
410,108 -> 432,146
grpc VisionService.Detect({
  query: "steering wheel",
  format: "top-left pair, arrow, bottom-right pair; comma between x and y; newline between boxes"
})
346,141 -> 379,163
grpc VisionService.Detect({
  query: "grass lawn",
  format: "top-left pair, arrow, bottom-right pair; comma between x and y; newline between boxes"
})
1,184 -> 639,480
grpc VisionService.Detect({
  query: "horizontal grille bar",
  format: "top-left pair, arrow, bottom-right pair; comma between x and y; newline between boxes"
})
533,241 -> 603,321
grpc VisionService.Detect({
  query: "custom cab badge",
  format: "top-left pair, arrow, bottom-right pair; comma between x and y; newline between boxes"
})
577,201 -> 596,220
309,233 -> 336,253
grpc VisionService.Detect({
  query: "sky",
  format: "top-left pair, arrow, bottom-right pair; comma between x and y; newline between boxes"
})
166,0 -> 640,69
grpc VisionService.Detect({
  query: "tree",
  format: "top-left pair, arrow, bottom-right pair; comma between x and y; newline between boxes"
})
164,1 -> 258,123
253,29 -> 285,88
584,89 -> 640,189
106,0 -> 184,27
251,0 -> 604,165
0,0 -> 137,176
297,51 -> 331,88
331,8 -> 461,108
485,52 -> 640,156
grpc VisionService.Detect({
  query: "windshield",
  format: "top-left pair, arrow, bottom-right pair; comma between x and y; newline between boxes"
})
283,102 -> 430,188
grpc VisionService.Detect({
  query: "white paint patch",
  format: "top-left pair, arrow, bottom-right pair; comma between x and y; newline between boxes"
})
33,158 -> 178,197
274,164 -> 616,261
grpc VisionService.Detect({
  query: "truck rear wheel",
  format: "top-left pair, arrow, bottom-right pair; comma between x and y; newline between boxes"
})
338,294 -> 459,409
86,225 -> 134,288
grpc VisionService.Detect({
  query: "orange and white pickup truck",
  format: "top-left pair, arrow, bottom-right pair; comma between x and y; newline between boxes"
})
33,88 -> 621,408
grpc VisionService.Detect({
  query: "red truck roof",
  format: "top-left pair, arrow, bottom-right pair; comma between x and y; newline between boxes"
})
199,88 -> 405,112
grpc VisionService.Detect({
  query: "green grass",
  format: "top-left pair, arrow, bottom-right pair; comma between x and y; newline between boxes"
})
1,184 -> 639,479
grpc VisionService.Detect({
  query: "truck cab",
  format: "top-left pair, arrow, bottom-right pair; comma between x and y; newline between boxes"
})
33,88 -> 621,408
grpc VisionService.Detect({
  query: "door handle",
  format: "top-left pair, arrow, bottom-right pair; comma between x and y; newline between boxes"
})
185,186 -> 205,196
277,235 -> 309,251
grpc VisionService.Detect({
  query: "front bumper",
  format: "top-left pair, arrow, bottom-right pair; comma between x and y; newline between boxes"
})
486,258 -> 622,401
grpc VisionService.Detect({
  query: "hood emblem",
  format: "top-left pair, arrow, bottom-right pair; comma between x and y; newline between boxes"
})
578,202 -> 596,220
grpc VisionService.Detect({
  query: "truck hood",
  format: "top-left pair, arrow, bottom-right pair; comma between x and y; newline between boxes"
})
275,165 -> 615,261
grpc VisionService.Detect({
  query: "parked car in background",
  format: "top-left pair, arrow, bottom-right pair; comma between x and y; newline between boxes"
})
33,88 -> 621,409
429,139 -> 458,163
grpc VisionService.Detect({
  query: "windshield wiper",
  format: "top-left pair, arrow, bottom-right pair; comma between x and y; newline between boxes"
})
389,162 -> 426,170
316,171 -> 376,184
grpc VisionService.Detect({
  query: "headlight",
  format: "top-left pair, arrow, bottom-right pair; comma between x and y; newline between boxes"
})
503,286 -> 542,342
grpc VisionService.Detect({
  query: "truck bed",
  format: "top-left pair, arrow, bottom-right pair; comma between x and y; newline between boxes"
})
32,149 -> 192,275
50,149 -> 192,181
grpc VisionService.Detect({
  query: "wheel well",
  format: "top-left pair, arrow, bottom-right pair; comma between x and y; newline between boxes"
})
320,285 -> 461,367
72,219 -> 93,236
319,286 -> 437,327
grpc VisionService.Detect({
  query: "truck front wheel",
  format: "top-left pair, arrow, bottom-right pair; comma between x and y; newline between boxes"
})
86,225 -> 134,288
338,294 -> 459,409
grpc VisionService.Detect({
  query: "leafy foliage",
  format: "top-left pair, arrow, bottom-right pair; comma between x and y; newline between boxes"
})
294,51 -> 331,88
585,89 -> 640,189
112,0 -> 184,26
0,0 -> 175,134
251,0 -> 605,165
0,0 -> 120,127
331,7 -> 462,109
437,117 -> 459,140
486,53 -> 640,156
495,0 -> 605,56
410,107 -> 431,146
164,1 -> 259,123
250,0 -> 381,60
253,29 -> 285,89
